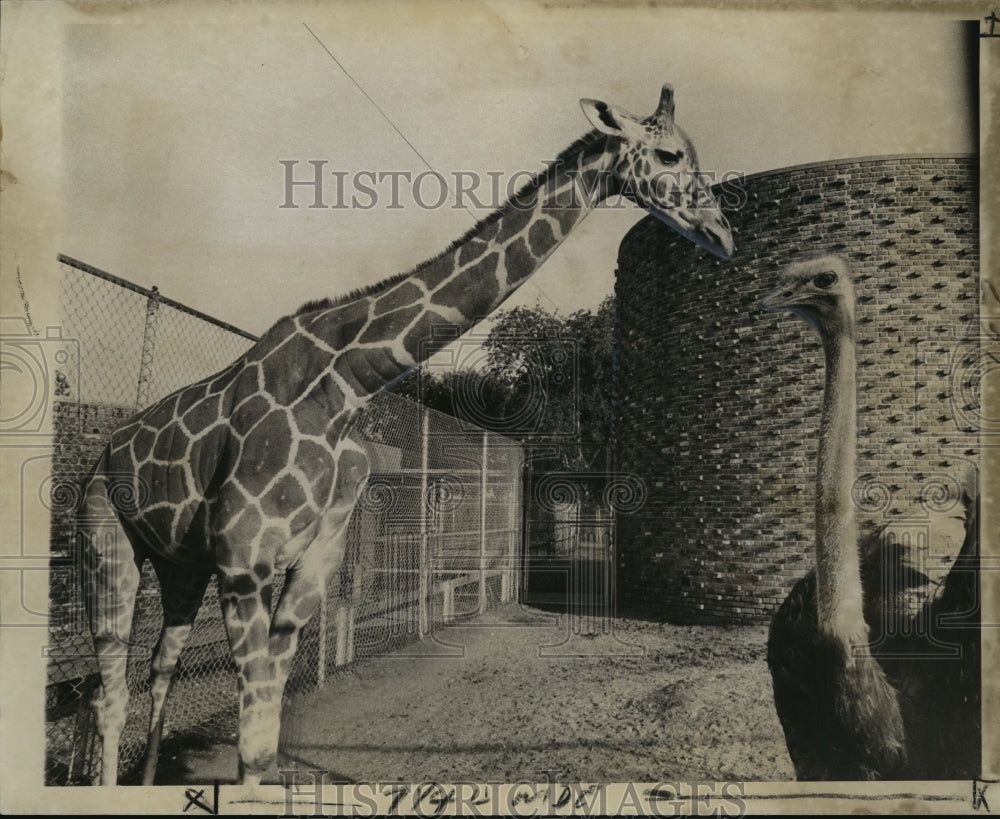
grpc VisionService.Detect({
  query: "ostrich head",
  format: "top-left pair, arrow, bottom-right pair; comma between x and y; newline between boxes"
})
580,84 -> 735,260
760,255 -> 854,337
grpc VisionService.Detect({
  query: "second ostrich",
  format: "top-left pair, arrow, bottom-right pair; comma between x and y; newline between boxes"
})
761,255 -> 980,780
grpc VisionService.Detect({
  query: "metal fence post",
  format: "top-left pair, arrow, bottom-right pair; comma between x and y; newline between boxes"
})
480,430 -> 488,614
134,285 -> 160,412
418,408 -> 430,636
317,594 -> 327,686
503,449 -> 520,603
336,604 -> 350,666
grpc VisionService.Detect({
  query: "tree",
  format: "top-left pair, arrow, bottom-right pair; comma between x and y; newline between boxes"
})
391,296 -> 615,472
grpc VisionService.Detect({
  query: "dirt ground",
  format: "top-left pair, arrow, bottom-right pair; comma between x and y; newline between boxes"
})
158,603 -> 794,785
157,604 -> 794,784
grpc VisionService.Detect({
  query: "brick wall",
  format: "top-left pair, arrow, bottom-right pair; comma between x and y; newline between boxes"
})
614,155 -> 979,624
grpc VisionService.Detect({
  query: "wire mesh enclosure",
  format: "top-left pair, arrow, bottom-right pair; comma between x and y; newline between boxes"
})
46,256 -> 523,784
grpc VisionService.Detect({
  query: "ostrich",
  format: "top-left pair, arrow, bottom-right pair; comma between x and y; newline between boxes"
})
761,255 -> 980,780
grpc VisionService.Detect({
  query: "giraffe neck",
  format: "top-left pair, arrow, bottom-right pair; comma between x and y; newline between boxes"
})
297,131 -> 617,399
814,320 -> 866,645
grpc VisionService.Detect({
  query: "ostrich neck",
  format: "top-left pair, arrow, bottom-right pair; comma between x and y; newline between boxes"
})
814,326 -> 867,643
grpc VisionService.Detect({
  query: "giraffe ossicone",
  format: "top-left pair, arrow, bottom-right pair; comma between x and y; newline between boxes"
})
77,83 -> 734,786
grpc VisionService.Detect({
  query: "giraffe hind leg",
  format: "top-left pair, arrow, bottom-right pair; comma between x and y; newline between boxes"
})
141,553 -> 213,785
77,463 -> 143,785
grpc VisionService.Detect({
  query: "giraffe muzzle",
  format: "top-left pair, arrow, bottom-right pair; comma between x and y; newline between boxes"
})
652,205 -> 735,260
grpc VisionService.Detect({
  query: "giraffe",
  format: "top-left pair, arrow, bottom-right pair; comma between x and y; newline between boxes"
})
76,84 -> 735,786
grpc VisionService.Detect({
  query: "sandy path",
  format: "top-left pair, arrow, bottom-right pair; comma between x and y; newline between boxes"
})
160,603 -> 794,785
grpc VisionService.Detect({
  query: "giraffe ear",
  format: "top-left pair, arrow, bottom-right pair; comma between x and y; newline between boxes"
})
580,99 -> 627,135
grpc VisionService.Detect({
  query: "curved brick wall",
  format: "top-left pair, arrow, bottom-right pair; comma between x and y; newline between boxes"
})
614,155 -> 979,624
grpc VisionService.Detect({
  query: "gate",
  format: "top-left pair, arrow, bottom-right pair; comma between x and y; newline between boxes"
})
521,469 -> 614,633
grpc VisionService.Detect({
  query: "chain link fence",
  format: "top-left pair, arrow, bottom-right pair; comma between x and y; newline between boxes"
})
46,255 -> 523,784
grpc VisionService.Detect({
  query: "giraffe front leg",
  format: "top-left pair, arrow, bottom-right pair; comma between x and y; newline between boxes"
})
219,566 -> 282,785
142,556 -> 212,785
220,514 -> 355,783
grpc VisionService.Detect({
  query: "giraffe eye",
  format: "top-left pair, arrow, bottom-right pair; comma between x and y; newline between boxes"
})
813,271 -> 838,289
654,149 -> 683,165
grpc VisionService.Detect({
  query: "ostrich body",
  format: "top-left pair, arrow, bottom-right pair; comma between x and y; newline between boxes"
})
762,256 -> 980,780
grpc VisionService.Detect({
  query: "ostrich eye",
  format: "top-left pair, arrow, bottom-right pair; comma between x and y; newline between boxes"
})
654,149 -> 683,165
813,271 -> 838,289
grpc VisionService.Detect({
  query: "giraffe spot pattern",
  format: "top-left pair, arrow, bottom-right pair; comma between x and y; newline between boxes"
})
528,219 -> 558,257
184,500 -> 211,554
290,373 -> 346,429
291,507 -> 318,535
175,382 -> 209,417
333,348 -> 374,396
133,425 -> 156,462
137,505 -> 178,547
504,238 -> 534,285
335,447 -> 368,495
159,463 -> 190,506
476,219 -> 500,243
290,393 -> 334,437
294,439 -> 335,490
459,239 -> 490,266
358,304 -> 422,345
231,395 -> 272,437
362,346 -> 409,388
183,394 -> 222,435
306,299 -> 371,350
224,572 -> 258,596
152,425 -> 191,463
220,505 -> 263,556
187,425 -> 228,490
244,316 -> 297,362
270,632 -> 294,661
239,655 -> 269,682
414,254 -> 457,290
235,411 -> 293,496
334,348 -> 407,397
495,201 -> 536,243
259,525 -> 289,552
136,460 -> 155,502
430,252 -> 499,318
402,309 -> 457,361
142,392 -> 181,431
552,204 -> 579,235
260,473 -> 308,519
262,334 -> 328,405
208,361 -> 241,394
325,411 -> 356,450
373,281 -> 424,317
235,595 -> 258,622
229,364 -> 263,407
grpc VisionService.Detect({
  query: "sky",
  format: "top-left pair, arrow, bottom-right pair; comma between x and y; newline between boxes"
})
56,1 -> 975,338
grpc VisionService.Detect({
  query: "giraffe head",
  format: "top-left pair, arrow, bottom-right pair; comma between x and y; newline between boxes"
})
581,84 -> 735,259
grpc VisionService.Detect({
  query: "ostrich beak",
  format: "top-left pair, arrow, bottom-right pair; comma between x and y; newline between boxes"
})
760,284 -> 794,312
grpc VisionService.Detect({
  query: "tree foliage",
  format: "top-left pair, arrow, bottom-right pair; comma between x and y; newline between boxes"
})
392,296 -> 615,471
